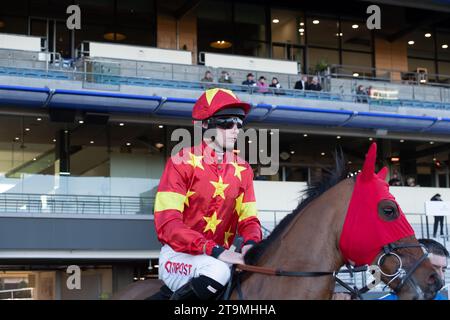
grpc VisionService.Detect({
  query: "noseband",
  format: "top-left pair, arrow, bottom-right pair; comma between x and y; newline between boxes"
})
377,242 -> 429,298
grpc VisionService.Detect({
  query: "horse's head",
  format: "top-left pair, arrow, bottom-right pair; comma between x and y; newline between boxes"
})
339,143 -> 443,299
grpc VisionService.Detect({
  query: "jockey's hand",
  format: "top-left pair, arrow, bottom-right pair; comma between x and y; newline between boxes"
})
217,249 -> 244,265
241,244 -> 253,256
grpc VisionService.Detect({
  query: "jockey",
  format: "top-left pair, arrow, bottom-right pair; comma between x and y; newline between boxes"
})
153,88 -> 262,300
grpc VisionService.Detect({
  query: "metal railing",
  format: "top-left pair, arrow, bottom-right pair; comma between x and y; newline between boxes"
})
0,193 -> 154,215
0,287 -> 34,300
2,51 -> 450,106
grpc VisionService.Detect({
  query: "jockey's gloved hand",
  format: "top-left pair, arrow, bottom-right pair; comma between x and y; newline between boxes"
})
241,244 -> 253,256
217,249 -> 244,265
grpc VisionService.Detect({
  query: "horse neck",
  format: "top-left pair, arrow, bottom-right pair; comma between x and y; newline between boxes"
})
239,178 -> 354,299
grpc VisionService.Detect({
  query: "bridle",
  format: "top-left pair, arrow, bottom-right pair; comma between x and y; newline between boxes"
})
224,241 -> 429,300
376,242 -> 429,299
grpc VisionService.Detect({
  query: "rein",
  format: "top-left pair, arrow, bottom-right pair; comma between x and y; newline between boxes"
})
228,263 -> 369,300
227,242 -> 428,300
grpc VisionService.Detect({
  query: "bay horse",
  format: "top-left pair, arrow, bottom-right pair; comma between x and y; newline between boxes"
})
113,143 -> 442,300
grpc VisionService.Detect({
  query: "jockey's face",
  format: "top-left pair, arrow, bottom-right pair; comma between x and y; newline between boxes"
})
203,116 -> 242,151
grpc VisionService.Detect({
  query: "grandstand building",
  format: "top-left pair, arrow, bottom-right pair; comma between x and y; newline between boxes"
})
0,0 -> 450,299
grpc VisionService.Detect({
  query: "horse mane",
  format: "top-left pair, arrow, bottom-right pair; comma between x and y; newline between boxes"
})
244,149 -> 349,265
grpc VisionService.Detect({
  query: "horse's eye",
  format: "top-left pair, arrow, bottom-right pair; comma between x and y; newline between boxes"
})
378,200 -> 399,221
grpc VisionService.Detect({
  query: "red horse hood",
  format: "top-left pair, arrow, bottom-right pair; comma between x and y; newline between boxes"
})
339,143 -> 415,266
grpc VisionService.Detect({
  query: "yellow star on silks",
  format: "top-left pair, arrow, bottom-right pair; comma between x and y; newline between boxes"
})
230,162 -> 246,181
203,211 -> 222,234
205,88 -> 237,105
187,152 -> 204,170
184,190 -> 196,207
224,227 -> 234,247
235,193 -> 244,215
210,176 -> 229,199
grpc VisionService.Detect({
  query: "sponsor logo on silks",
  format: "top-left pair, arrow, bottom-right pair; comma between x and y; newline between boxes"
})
165,260 -> 193,276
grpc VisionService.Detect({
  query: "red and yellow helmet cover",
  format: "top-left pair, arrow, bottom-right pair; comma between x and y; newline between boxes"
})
192,88 -> 251,120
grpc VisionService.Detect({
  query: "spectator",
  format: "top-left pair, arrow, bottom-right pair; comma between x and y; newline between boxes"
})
257,76 -> 269,93
218,71 -> 233,84
269,77 -> 283,95
242,73 -> 256,86
201,70 -> 214,82
269,77 -> 281,89
308,76 -> 322,91
356,85 -> 368,103
294,75 -> 309,90
431,193 -> 445,239
406,176 -> 418,187
388,171 -> 402,186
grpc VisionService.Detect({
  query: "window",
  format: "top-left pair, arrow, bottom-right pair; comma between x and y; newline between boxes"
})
407,29 -> 435,59
306,17 -> 339,49
271,8 -> 305,46
341,20 -> 372,52
308,48 -> 339,73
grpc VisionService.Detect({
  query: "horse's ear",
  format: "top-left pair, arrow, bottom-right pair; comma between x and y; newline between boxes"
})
361,142 -> 377,181
377,166 -> 388,181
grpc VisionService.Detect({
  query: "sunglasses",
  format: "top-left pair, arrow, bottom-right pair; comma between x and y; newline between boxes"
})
210,116 -> 243,129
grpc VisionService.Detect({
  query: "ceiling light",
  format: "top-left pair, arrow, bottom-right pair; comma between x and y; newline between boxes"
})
408,40 -> 414,45
353,72 -> 359,77
312,20 -> 320,24
433,158 -> 437,161
290,151 -> 295,154
369,137 -> 373,141
52,139 -> 56,142
260,149 -> 264,153
90,140 -> 94,144
442,44 -> 449,49
400,139 -> 404,143
425,33 -> 431,38
79,120 -> 84,124
300,22 -> 304,26
158,125 -> 164,128
272,19 -> 279,23
303,134 -> 308,137
103,32 -> 126,41
299,28 -> 305,33
300,32 -> 304,36
33,158 -> 36,161
15,137 -> 19,141
430,141 -> 434,144
126,142 -> 131,146
119,123 -> 124,126
336,136 -> 341,139
348,161 -> 352,164
25,128 -> 30,131
269,131 -> 274,135
391,157 -> 400,162
37,117 -> 42,121
248,140 -> 252,144
321,152 -> 325,156
155,143 -> 164,149
210,40 -> 232,49
352,24 -> 359,29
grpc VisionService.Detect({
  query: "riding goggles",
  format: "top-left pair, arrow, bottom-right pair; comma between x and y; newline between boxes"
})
209,116 -> 243,129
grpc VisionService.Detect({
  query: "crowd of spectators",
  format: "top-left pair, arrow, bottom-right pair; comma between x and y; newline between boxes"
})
200,70 -> 323,93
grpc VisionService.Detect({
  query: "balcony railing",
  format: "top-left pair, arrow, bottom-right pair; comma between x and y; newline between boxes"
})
0,193 -> 153,215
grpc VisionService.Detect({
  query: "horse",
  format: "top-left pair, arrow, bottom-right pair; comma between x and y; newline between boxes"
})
113,143 -> 442,300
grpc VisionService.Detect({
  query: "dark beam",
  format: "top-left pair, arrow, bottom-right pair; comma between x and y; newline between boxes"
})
174,0 -> 202,20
